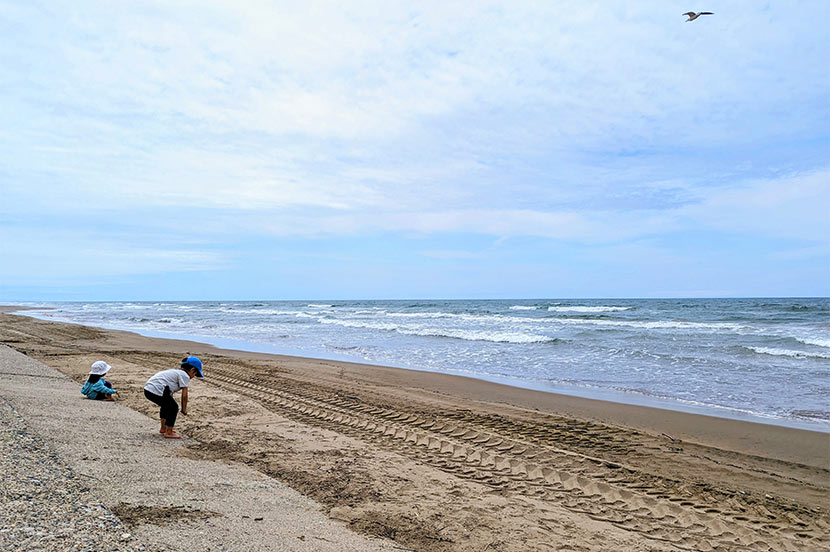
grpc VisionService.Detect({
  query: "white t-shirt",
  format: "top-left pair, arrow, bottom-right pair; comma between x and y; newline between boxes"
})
144,369 -> 190,396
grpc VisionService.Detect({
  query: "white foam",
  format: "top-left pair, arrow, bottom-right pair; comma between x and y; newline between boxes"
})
746,346 -> 830,360
317,318 -> 555,344
548,306 -> 632,313
385,311 -> 456,319
307,304 -> 333,308
509,306 -> 537,310
318,318 -> 399,331
400,328 -> 555,344
796,337 -> 830,348
221,307 -> 305,316
547,317 -> 747,331
257,309 -> 306,316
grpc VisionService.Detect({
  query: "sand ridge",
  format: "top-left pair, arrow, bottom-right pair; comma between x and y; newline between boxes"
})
1,311 -> 828,551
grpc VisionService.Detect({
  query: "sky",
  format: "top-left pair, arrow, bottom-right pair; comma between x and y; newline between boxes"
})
1,1 -> 828,300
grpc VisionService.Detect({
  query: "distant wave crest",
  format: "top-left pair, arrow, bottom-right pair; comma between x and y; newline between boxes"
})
791,410 -> 830,421
317,318 -> 555,344
548,306 -> 632,313
549,317 -> 746,331
745,346 -> 830,360
796,337 -> 830,348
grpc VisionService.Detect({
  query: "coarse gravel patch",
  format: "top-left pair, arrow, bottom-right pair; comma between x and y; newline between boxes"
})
0,345 -> 398,552
0,396 -> 144,551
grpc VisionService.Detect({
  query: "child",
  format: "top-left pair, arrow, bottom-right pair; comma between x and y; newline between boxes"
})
143,356 -> 204,439
81,361 -> 118,401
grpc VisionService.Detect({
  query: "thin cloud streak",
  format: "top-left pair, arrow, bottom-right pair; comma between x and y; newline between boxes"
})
0,1 -> 827,297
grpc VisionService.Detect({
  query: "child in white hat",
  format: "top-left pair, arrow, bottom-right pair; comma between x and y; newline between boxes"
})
81,361 -> 118,401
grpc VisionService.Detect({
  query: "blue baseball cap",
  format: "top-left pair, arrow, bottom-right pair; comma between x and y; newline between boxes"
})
181,356 -> 204,378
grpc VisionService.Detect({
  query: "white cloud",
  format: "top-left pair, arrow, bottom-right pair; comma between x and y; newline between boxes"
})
5,2 -> 827,210
1,1 -> 827,295
420,250 -> 483,260
680,167 -> 830,242
237,207 -> 678,244
0,228 -> 226,284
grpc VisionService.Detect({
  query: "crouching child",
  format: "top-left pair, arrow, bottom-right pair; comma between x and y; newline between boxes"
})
81,361 -> 118,401
143,356 -> 204,439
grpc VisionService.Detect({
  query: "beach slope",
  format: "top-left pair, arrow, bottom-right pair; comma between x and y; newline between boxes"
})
0,311 -> 827,551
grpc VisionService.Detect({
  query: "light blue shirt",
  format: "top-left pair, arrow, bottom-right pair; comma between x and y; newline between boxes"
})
81,379 -> 116,400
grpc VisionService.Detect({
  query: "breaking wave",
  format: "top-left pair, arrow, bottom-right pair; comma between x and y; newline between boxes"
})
795,337 -> 830,348
317,318 -> 555,344
548,306 -> 632,313
744,346 -> 830,360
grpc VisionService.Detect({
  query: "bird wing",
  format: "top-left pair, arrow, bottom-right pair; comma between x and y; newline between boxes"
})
682,12 -> 695,16
700,12 -> 714,15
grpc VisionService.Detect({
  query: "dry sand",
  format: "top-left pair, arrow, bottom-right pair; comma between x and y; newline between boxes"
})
0,343 -> 396,552
1,309 -> 828,551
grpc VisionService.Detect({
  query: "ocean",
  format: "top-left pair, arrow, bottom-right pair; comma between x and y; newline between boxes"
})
12,298 -> 829,430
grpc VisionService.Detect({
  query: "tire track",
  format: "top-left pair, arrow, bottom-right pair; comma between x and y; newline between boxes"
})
210,368 -> 827,552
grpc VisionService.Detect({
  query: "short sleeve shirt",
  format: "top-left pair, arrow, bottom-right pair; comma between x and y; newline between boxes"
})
144,369 -> 190,396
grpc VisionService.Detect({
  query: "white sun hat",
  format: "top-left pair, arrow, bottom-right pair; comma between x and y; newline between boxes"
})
89,361 -> 112,376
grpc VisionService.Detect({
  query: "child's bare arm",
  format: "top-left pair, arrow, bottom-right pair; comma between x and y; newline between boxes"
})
181,387 -> 189,415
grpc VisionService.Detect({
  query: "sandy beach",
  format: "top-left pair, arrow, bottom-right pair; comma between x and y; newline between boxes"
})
1,308 -> 827,551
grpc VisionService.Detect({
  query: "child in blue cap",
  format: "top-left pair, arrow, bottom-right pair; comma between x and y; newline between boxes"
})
81,361 -> 118,401
143,356 -> 204,439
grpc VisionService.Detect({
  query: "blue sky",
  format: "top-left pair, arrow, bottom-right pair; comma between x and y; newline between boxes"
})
1,1 -> 828,300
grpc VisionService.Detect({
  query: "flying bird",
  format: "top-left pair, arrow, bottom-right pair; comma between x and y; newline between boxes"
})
683,11 -> 714,21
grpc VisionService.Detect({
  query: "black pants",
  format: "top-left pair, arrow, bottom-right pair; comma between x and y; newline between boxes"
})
144,387 -> 178,427
93,381 -> 113,400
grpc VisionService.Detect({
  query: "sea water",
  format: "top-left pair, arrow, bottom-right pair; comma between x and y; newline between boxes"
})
13,298 -> 829,430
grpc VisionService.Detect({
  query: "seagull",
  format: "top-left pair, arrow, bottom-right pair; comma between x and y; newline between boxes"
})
683,11 -> 714,21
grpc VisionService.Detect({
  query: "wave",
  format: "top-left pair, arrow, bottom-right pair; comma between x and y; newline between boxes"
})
516,377 -> 807,424
97,303 -> 157,310
509,306 -> 537,310
295,308 -> 749,333
220,307 -> 306,316
744,346 -> 830,360
316,318 -> 555,344
791,410 -> 830,421
254,309 -> 307,316
795,337 -> 830,348
548,306 -> 632,313
547,317 -> 747,331
385,312 -> 457,319
307,304 -> 333,308
403,328 -> 557,344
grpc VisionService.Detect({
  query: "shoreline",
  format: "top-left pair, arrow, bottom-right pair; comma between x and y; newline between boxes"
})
7,305 -> 829,434
2,307 -> 827,466
0,343 -> 395,552
1,308 -> 827,551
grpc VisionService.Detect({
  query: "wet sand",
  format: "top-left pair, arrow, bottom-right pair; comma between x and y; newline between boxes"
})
1,308 -> 828,551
